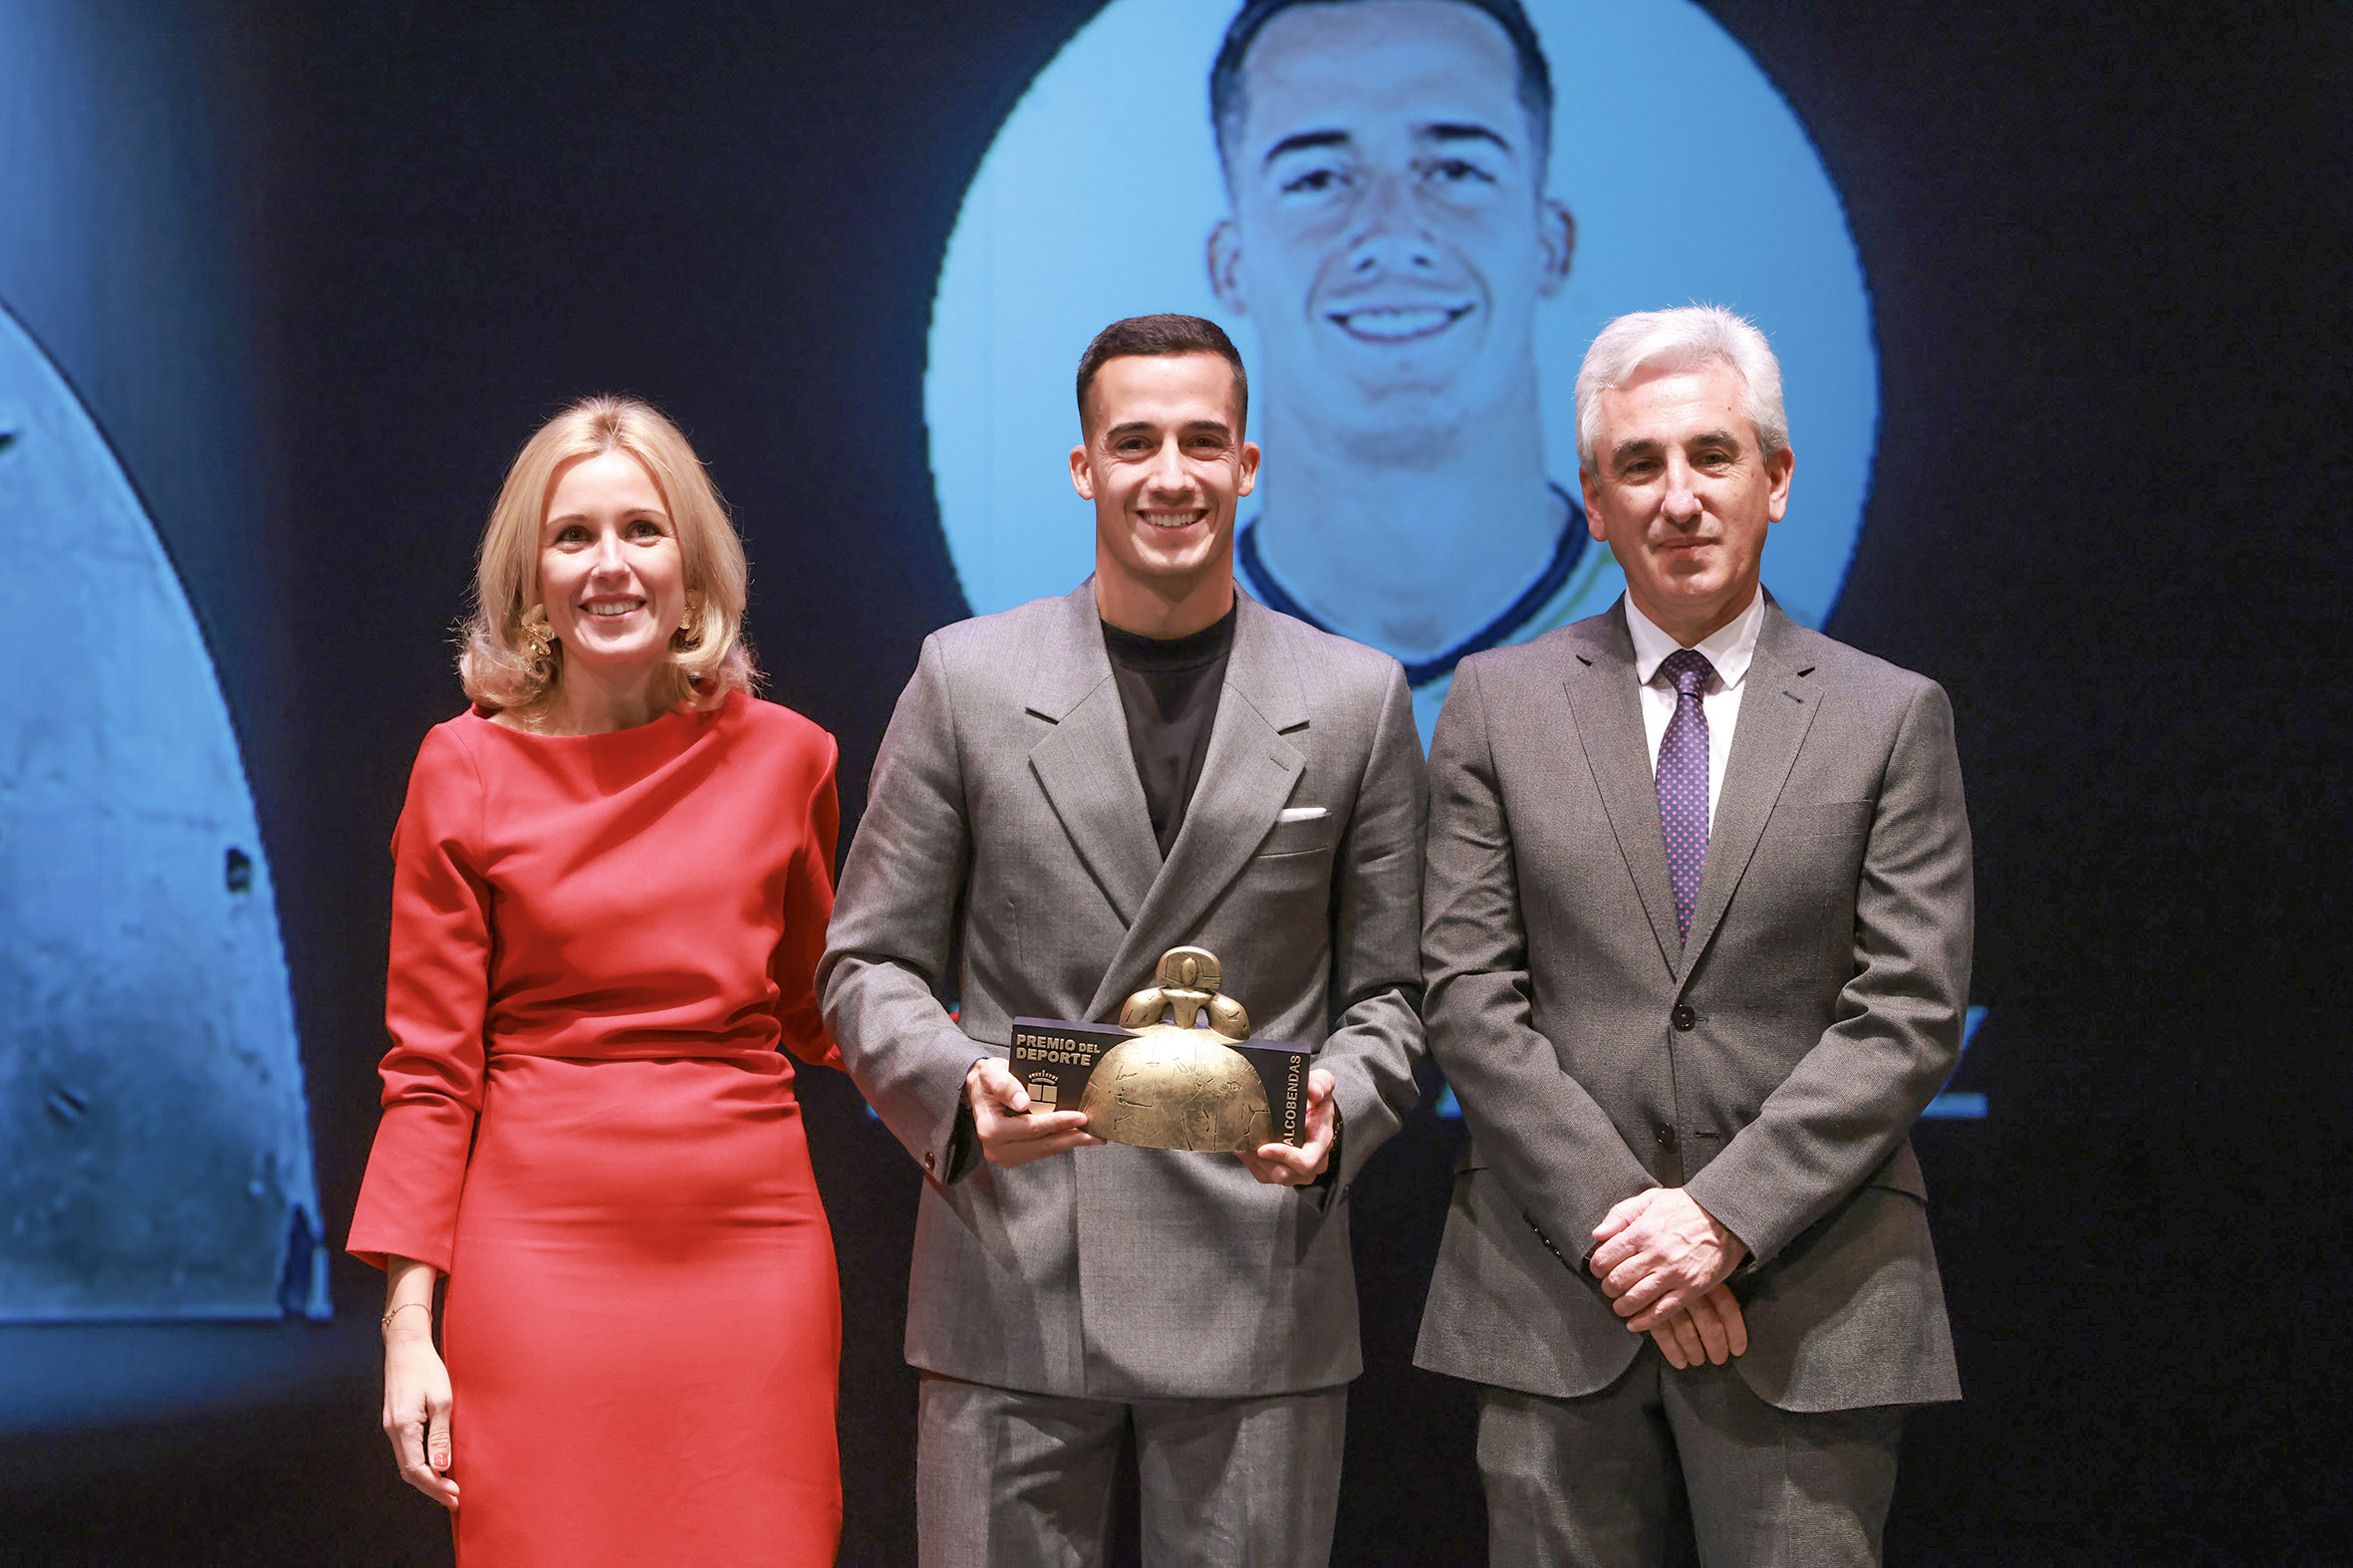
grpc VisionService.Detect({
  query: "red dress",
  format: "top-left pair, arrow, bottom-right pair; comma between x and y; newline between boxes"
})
349,691 -> 843,1565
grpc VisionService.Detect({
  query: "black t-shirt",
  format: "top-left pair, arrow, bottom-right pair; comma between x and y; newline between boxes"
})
1101,604 -> 1237,858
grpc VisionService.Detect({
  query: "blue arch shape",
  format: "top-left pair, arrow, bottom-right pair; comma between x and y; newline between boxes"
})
0,300 -> 326,1321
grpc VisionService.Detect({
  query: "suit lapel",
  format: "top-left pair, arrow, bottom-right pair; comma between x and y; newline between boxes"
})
1680,601 -> 1821,967
1084,593 -> 1306,1022
1559,607 -> 1685,976
1026,582 -> 1161,932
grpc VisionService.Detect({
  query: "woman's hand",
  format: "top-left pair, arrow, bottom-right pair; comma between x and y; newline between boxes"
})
380,1257 -> 459,1510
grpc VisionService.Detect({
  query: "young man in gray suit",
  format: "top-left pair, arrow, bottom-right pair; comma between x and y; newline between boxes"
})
1416,306 -> 1971,1563
822,314 -> 1427,1565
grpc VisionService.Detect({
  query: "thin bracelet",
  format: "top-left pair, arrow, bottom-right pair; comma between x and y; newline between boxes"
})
382,1300 -> 432,1329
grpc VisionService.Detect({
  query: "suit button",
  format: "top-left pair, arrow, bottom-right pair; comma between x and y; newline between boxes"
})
1656,1127 -> 1675,1146
1671,1004 -> 1697,1031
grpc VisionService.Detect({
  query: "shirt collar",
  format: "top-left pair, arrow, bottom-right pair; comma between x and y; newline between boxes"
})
1625,588 -> 1765,690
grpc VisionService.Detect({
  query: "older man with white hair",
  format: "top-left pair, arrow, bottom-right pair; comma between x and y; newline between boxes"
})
1415,306 -> 1972,1563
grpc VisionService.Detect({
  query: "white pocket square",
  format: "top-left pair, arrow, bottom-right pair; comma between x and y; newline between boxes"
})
1277,806 -> 1327,823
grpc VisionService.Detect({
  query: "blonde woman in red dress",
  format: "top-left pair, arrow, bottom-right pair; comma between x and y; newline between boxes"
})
348,396 -> 843,1563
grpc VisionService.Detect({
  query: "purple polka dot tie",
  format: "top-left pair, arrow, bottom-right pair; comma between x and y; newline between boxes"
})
1656,648 -> 1715,945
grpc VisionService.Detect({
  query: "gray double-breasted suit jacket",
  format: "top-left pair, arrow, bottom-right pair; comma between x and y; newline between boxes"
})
1414,595 -> 1969,1413
821,582 -> 1427,1400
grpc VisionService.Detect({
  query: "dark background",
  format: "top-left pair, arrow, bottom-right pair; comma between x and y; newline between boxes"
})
3,0 -> 2348,1560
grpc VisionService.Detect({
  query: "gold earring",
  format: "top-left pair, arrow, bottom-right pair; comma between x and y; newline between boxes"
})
675,590 -> 703,646
519,605 -> 555,664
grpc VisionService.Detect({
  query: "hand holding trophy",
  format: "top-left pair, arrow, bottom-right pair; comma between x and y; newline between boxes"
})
1009,946 -> 1314,1156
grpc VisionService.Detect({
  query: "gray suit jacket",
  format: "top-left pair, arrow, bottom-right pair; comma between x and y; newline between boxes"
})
822,582 -> 1427,1399
1414,596 -> 1969,1412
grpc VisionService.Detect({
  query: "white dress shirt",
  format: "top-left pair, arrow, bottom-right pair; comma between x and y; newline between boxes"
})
1626,590 -> 1766,833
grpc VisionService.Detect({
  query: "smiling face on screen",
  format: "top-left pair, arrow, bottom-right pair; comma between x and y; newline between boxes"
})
1209,0 -> 1572,457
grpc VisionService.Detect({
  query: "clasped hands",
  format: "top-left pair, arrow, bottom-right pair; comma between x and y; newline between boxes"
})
964,1057 -> 1337,1185
1590,1186 -> 1751,1370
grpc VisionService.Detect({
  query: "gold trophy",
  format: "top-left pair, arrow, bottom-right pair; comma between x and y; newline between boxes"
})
1077,946 -> 1277,1154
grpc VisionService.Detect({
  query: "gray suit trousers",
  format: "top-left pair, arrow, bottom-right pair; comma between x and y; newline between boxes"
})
1477,1346 -> 1903,1567
916,1375 -> 1347,1568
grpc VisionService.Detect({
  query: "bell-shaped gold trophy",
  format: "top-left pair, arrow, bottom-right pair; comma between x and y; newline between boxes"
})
1077,947 -> 1276,1154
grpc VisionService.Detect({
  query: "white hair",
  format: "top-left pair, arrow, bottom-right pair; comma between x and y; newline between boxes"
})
1574,305 -> 1788,473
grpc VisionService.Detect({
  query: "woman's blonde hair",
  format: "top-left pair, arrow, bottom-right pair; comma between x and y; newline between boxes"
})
458,395 -> 756,719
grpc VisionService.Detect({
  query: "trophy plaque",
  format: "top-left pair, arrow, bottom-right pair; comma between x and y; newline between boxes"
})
1008,946 -> 1312,1153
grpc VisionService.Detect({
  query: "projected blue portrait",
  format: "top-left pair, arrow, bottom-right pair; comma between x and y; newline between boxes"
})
926,0 -> 1878,741
0,302 -> 326,1322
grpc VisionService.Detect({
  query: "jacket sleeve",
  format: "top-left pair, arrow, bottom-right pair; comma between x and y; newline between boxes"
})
347,725 -> 492,1274
1685,678 -> 1973,1265
819,635 -> 989,1181
1422,660 -> 1655,1263
772,730 -> 845,1070
1316,659 -> 1431,1195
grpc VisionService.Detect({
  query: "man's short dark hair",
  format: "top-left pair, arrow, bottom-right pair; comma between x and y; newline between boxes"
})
1075,314 -> 1249,434
1209,0 -> 1554,175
